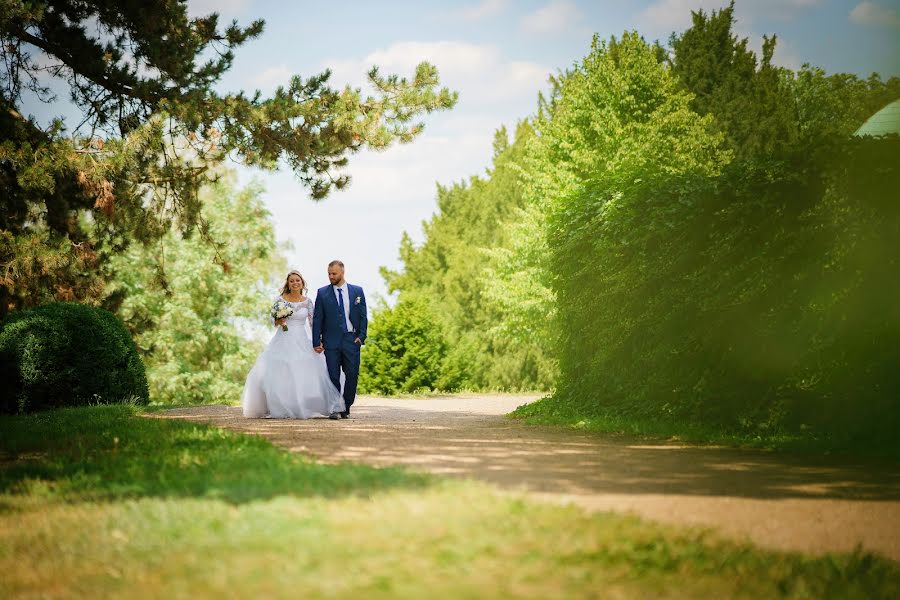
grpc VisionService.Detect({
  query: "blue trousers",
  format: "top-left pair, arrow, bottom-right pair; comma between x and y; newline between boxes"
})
324,332 -> 361,413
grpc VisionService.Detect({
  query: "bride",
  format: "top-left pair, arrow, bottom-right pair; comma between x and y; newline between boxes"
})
242,270 -> 345,419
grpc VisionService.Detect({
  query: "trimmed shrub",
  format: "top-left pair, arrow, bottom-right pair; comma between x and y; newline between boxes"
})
0,302 -> 149,413
358,297 -> 461,394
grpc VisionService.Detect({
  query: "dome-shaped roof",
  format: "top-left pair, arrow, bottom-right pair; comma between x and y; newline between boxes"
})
854,99 -> 900,137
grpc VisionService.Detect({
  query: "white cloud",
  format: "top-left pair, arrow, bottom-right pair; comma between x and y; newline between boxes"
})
186,0 -> 251,19
457,0 -> 510,21
240,129 -> 496,301
640,0 -> 725,31
339,132 -> 494,205
29,52 -> 64,82
243,41 -> 553,300
849,2 -> 900,28
520,0 -> 584,35
639,0 -> 824,32
637,2 -> 812,70
250,65 -> 292,93
767,37 -> 804,70
740,30 -> 804,70
323,41 -> 550,107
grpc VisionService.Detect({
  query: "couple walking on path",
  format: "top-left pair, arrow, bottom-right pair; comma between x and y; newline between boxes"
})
241,260 -> 367,420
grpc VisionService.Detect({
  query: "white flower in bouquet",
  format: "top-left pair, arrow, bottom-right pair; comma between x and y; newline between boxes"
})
271,299 -> 294,331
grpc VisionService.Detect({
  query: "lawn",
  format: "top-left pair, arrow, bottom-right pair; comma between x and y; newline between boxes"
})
1,405 -> 897,599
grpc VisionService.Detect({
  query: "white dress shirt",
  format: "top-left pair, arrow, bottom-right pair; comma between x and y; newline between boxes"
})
333,284 -> 354,332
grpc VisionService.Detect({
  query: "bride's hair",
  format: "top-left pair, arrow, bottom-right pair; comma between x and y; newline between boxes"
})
281,270 -> 307,295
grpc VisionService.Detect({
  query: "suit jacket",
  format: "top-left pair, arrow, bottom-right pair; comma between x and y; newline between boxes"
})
312,283 -> 368,349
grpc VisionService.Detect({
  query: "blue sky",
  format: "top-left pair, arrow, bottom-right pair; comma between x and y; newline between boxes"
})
22,0 -> 900,302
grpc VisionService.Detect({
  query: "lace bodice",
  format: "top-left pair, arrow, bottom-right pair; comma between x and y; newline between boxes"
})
274,296 -> 313,327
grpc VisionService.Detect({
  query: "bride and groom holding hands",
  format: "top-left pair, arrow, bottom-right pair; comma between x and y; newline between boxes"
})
241,260 -> 367,420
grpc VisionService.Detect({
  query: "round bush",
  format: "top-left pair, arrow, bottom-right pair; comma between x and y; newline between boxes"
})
0,302 -> 149,414
358,297 -> 456,395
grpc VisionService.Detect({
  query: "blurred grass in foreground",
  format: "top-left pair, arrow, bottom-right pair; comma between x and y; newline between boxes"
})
1,405 -> 897,599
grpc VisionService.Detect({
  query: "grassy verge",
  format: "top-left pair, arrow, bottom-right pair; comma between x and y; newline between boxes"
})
1,405 -> 898,599
0,404 -> 430,505
511,397 -> 900,460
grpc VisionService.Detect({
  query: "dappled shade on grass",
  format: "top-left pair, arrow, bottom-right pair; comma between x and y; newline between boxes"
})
0,405 -> 432,505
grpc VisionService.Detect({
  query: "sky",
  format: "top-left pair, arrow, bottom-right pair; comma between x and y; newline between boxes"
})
20,0 -> 900,302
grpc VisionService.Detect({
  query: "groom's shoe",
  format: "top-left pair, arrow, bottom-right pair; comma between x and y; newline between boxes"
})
328,412 -> 340,420
340,411 -> 350,419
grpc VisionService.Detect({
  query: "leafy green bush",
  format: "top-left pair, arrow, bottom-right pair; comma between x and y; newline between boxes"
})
0,302 -> 149,413
358,298 -> 461,394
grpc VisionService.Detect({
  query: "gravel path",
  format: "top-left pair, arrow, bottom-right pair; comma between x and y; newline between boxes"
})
157,395 -> 900,560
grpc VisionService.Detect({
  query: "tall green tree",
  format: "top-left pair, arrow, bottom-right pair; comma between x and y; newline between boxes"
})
109,171 -> 286,404
668,2 -> 797,163
380,121 -> 555,392
0,0 -> 457,316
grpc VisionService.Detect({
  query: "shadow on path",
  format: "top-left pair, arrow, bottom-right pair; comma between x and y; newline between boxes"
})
158,396 -> 900,559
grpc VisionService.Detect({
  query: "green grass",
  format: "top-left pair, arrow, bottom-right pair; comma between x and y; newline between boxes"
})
511,397 -> 900,460
1,405 -> 898,599
0,405 -> 430,505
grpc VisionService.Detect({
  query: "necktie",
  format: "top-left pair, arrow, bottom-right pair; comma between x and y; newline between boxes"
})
336,287 -> 348,332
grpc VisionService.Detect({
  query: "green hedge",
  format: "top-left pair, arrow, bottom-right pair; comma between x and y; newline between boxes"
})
0,302 -> 149,413
550,133 -> 900,444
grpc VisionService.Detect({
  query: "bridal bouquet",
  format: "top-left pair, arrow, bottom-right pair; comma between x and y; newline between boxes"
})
271,299 -> 294,331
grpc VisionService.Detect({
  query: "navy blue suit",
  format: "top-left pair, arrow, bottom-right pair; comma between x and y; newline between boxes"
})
312,283 -> 367,414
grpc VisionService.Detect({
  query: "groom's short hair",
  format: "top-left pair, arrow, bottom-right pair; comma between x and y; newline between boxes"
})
328,260 -> 344,269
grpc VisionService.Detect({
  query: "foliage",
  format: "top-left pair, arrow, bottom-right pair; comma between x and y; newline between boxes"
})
536,30 -> 728,412
668,2 -> 898,165
108,172 -> 285,404
798,137 -> 900,442
0,0 -> 457,315
667,2 -> 797,163
358,297 -> 460,394
382,122 -> 556,392
0,302 -> 148,413
2,405 -> 899,599
374,3 -> 900,447
525,7 -> 900,447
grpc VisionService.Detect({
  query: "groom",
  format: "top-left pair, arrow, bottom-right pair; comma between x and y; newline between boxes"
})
312,260 -> 367,419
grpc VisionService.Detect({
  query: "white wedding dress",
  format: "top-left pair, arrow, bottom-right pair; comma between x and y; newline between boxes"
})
242,297 -> 346,418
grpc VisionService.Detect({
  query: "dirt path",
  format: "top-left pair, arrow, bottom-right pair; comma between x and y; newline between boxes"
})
158,395 -> 900,560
